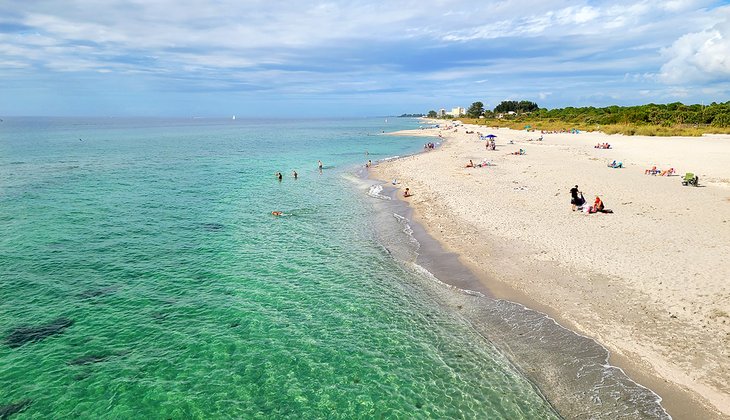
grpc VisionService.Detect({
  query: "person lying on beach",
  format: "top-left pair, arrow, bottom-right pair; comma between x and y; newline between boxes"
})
477,160 -> 492,167
644,166 -> 658,175
509,149 -> 526,155
607,160 -> 623,168
465,160 -> 474,168
660,168 -> 675,176
403,188 -> 412,197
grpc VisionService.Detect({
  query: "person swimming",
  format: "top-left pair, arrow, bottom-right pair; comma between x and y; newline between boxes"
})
271,211 -> 283,216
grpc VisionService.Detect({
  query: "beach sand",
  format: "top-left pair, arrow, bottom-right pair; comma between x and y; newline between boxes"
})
372,123 -> 730,419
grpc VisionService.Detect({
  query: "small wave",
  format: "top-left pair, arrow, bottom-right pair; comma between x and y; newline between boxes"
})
409,261 -> 486,298
392,213 -> 419,250
367,184 -> 391,200
380,155 -> 401,162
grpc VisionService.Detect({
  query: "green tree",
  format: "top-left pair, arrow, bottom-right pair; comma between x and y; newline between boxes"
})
494,100 -> 539,114
494,101 -> 518,113
427,110 -> 438,118
466,101 -> 484,118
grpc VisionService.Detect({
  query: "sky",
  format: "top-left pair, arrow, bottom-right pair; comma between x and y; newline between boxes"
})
1,0 -> 729,117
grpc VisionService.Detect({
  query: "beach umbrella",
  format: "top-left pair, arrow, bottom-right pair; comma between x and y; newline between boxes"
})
485,134 -> 497,139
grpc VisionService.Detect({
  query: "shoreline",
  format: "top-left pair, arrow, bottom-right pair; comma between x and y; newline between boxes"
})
369,124 -> 729,419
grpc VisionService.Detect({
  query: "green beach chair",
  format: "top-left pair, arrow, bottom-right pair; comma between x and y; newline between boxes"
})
681,173 -> 698,186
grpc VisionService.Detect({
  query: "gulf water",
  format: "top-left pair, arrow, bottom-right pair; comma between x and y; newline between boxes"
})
0,117 -> 667,419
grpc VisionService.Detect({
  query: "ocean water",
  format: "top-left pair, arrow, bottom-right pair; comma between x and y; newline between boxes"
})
0,117 -> 667,419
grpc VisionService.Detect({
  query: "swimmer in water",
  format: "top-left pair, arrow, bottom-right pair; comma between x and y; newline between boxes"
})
317,160 -> 323,172
292,170 -> 298,179
276,172 -> 283,181
272,211 -> 283,216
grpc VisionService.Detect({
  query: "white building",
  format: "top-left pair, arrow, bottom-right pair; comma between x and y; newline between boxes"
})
438,108 -> 447,117
451,107 -> 465,117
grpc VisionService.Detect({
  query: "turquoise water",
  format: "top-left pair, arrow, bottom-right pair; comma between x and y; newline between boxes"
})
0,117 -> 561,418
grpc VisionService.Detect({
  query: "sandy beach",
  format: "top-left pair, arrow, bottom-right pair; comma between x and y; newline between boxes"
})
372,122 -> 730,418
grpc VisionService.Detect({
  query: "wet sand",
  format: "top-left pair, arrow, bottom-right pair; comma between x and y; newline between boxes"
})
371,123 -> 730,419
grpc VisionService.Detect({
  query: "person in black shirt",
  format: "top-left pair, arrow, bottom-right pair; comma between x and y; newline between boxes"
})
570,185 -> 584,211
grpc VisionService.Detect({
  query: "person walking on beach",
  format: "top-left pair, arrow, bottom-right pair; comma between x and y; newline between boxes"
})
570,185 -> 583,210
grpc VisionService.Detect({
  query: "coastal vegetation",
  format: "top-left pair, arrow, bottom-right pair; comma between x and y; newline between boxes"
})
429,101 -> 730,136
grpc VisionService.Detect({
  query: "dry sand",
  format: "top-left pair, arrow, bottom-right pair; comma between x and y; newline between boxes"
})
372,123 -> 730,419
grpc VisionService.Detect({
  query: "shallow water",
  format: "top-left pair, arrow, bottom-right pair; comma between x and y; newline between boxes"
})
0,117 -> 562,418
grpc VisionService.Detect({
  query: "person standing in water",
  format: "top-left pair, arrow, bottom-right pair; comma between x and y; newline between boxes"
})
292,170 -> 298,179
318,160 -> 323,173
276,172 -> 283,181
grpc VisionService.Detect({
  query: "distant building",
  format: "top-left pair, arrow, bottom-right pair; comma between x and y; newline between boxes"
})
438,108 -> 446,117
496,111 -> 517,119
451,107 -> 465,117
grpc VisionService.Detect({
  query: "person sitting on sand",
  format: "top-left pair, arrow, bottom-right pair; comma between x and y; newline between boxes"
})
403,188 -> 412,197
466,159 -> 474,168
592,196 -> 604,213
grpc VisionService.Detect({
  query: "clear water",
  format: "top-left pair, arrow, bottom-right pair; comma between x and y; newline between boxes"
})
0,117 -> 561,418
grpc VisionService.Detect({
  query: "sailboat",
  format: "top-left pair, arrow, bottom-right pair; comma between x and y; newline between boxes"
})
232,115 -> 236,120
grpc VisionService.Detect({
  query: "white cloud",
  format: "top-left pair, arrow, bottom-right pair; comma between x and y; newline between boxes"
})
659,8 -> 730,84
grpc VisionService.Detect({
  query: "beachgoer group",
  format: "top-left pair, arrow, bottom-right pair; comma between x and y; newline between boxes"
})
570,185 -> 611,214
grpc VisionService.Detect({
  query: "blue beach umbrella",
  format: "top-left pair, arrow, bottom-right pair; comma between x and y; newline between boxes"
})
485,134 -> 497,139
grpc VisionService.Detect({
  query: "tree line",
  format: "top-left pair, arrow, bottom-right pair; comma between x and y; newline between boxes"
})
427,100 -> 730,128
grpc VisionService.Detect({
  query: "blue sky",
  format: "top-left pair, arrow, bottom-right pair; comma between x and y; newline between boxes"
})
1,0 -> 729,117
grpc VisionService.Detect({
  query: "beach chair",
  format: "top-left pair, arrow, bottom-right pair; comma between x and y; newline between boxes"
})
681,173 -> 698,186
